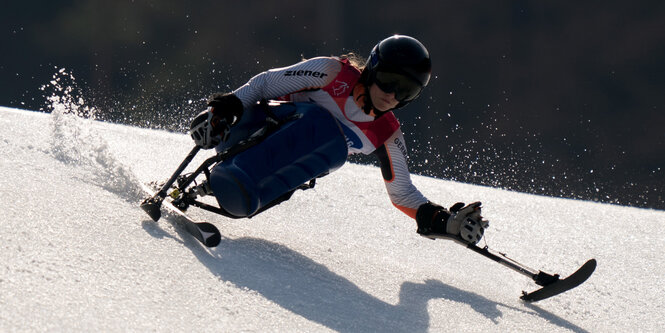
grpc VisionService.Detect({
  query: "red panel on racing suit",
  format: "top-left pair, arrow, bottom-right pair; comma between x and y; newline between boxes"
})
320,59 -> 401,150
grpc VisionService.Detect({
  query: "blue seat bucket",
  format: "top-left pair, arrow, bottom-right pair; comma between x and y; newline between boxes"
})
209,102 -> 348,217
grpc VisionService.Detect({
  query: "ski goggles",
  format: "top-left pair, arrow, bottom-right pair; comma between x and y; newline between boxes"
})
374,71 -> 423,102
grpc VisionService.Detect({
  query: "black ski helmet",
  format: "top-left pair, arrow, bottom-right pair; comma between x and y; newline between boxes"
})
364,35 -> 431,109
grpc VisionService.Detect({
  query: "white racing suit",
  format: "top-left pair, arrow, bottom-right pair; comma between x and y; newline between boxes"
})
218,56 -> 429,219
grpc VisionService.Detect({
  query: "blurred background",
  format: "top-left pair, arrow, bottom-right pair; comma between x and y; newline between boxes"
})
2,1 -> 664,210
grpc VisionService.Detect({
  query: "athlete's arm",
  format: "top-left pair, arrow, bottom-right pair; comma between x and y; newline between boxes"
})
373,129 -> 428,219
232,57 -> 341,108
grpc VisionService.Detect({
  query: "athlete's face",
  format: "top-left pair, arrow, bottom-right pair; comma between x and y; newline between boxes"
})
369,83 -> 399,112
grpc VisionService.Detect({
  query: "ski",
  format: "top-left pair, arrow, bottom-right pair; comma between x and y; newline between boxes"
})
140,183 -> 221,248
520,259 -> 596,302
422,233 -> 596,302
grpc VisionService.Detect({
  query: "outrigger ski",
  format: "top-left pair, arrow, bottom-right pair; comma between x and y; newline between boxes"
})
520,258 -> 596,302
422,233 -> 596,302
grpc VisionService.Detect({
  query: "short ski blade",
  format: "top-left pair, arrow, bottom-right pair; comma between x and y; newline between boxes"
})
521,259 -> 597,302
140,183 -> 221,247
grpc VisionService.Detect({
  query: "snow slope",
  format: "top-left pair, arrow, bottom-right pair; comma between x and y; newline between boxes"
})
1,106 -> 663,332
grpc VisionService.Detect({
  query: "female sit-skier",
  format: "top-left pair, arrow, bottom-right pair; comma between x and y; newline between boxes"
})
189,35 -> 488,244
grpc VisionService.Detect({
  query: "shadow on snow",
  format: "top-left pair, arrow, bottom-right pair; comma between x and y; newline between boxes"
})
143,215 -> 589,333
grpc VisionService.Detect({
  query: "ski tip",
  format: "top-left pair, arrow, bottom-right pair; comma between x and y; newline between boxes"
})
140,200 -> 162,222
198,222 -> 222,247
204,234 -> 221,247
520,258 -> 597,302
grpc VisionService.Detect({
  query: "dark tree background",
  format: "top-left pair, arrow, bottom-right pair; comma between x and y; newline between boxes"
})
2,1 -> 664,209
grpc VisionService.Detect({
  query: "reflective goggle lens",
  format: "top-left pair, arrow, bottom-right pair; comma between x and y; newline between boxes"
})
374,71 -> 422,102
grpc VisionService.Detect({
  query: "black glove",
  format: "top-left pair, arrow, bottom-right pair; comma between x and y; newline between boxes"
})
416,201 -> 489,244
207,93 -> 244,125
189,110 -> 228,149
415,202 -> 450,235
189,93 -> 244,149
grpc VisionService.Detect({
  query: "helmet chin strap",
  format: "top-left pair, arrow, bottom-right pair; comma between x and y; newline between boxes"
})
362,93 -> 374,115
362,88 -> 393,118
358,69 -> 393,117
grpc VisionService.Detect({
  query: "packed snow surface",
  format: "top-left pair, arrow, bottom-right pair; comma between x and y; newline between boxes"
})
1,106 -> 663,332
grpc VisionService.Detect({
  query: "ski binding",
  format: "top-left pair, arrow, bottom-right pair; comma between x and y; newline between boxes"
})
140,183 -> 221,248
